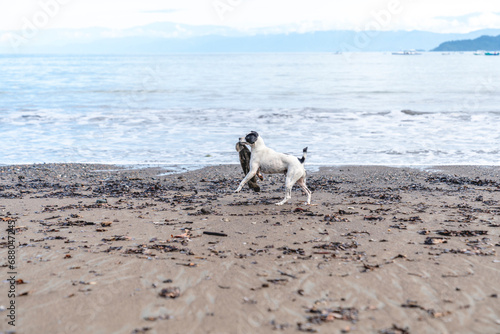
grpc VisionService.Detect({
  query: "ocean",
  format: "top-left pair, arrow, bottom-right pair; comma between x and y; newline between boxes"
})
1,52 -> 499,168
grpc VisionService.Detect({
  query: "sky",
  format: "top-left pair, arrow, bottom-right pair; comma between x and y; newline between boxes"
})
1,0 -> 500,34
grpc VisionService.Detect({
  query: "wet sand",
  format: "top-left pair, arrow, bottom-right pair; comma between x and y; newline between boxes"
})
1,164 -> 499,334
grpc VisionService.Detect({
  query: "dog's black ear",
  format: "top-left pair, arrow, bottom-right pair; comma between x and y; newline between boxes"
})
245,131 -> 259,144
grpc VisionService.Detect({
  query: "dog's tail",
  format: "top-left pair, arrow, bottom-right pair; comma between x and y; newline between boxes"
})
298,147 -> 308,164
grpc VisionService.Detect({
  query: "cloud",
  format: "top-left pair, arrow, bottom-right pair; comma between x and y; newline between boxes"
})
141,9 -> 179,14
468,12 -> 500,28
1,0 -> 500,34
429,11 -> 500,33
435,12 -> 485,22
0,32 -> 12,43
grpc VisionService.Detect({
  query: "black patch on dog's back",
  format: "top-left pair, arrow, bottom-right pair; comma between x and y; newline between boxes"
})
245,131 -> 259,144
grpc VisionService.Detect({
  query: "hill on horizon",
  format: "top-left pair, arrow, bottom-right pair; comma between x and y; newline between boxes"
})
432,34 -> 500,51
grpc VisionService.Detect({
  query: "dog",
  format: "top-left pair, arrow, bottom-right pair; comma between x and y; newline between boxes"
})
234,131 -> 311,205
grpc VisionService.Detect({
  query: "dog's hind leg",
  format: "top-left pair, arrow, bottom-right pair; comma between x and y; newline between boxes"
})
275,174 -> 296,205
296,177 -> 312,205
275,185 -> 292,205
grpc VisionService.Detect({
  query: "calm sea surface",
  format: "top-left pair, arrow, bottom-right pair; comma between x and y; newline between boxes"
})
1,53 -> 499,167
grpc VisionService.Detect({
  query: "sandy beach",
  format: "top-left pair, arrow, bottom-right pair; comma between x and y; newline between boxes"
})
1,163 -> 499,334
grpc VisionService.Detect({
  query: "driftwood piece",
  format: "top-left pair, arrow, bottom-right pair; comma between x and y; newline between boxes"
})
235,142 -> 261,192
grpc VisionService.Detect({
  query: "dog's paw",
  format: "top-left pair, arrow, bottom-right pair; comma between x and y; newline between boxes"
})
234,188 -> 241,193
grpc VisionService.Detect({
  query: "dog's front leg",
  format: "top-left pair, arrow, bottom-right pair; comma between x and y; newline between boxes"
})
235,162 -> 259,193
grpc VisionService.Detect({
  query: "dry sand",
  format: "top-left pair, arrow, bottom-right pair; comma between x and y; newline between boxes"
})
1,164 -> 499,334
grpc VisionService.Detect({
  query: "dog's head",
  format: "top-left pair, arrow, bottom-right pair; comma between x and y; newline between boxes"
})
239,131 -> 260,146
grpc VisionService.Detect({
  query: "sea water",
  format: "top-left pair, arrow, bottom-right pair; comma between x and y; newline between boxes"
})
1,52 -> 499,167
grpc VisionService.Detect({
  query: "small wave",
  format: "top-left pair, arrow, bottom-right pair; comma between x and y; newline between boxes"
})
361,111 -> 392,116
401,109 -> 431,116
368,90 -> 408,94
258,113 -> 293,119
21,114 -> 43,119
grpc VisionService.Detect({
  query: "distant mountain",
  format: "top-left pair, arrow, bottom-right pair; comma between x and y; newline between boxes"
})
2,23 -> 500,54
432,34 -> 500,51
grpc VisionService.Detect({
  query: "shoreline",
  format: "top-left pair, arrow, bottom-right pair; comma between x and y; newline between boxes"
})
1,163 -> 499,333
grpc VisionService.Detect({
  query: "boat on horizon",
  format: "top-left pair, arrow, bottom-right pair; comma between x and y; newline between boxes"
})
474,50 -> 500,56
392,50 -> 422,55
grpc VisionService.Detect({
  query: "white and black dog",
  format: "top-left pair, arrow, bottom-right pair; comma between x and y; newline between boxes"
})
234,131 -> 312,205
